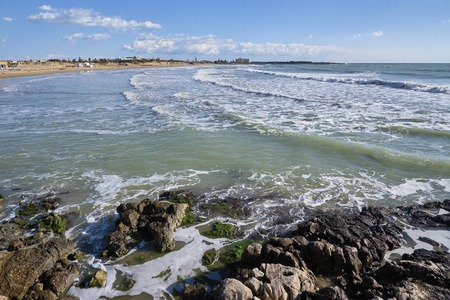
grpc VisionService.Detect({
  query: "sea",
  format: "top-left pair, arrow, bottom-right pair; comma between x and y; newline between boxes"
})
0,63 -> 449,299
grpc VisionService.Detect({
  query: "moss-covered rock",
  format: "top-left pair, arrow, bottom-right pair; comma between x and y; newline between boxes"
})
88,269 -> 106,288
201,198 -> 249,218
19,201 -> 40,216
202,222 -> 236,239
38,213 -> 68,235
220,240 -> 256,264
159,190 -> 196,206
180,212 -> 204,227
202,249 -> 217,266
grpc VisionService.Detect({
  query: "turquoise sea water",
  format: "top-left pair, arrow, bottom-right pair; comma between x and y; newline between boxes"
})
0,63 -> 449,298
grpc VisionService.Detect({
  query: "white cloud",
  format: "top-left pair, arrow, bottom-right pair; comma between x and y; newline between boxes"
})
124,34 -> 340,57
27,6 -> 161,31
38,5 -> 54,11
3,17 -> 14,21
354,31 -> 383,38
304,35 -> 313,39
368,30 -> 383,37
1,37 -> 9,42
63,33 -> 111,42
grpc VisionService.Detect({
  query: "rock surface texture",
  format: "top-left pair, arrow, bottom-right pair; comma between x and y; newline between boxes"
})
105,198 -> 188,257
0,236 -> 78,300
181,200 -> 450,300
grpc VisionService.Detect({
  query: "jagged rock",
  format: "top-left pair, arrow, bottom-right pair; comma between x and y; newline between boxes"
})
0,222 -> 28,249
180,283 -> 208,300
209,278 -> 253,300
8,239 -> 25,251
260,263 -> 316,299
88,269 -> 107,288
402,248 -> 450,264
393,281 -> 450,300
105,199 -> 188,256
244,277 -> 263,295
307,241 -> 346,276
251,267 -> 265,280
241,243 -> 263,266
377,259 -> 448,287
42,261 -> 79,296
0,238 -> 75,299
297,207 -> 403,272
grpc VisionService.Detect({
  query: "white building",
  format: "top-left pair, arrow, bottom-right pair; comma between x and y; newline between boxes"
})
75,62 -> 95,68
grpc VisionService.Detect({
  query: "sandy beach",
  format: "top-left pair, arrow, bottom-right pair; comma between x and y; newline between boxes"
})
0,60 -> 212,79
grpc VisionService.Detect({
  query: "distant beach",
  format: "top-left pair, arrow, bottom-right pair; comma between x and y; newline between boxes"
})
0,60 -> 212,79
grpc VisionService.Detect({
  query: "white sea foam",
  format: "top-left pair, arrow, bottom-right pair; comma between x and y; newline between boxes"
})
246,68 -> 450,94
69,223 -> 226,299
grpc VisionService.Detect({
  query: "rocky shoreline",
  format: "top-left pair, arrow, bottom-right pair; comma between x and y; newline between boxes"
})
0,190 -> 448,299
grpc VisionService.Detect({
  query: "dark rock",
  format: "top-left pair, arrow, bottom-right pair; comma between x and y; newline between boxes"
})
42,262 -> 79,296
241,243 -> 262,266
180,283 -> 208,300
8,239 -> 25,251
402,248 -> 450,264
105,198 -> 188,256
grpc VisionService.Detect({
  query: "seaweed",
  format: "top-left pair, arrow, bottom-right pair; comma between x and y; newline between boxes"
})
202,221 -> 236,239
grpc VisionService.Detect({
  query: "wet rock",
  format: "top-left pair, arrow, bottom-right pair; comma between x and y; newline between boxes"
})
8,239 -> 25,251
0,222 -> 28,249
105,198 -> 188,256
42,261 -> 79,296
0,238 -> 76,299
376,254 -> 449,288
397,199 -> 450,227
38,212 -> 69,235
209,278 -> 253,300
180,283 -> 208,300
297,207 -> 403,272
402,248 -> 450,264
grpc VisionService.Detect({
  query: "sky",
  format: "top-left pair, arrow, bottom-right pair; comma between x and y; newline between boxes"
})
1,0 -> 450,63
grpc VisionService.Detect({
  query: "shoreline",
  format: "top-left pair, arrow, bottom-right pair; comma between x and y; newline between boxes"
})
0,61 -> 213,79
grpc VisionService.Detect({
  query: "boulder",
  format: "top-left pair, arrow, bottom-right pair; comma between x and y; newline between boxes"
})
88,269 -> 107,288
241,243 -> 263,266
209,278 -> 253,300
105,199 -> 189,256
0,238 -> 75,299
42,262 -> 79,296
260,263 -> 316,299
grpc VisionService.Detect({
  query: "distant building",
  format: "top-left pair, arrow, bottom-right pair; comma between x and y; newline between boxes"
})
0,61 -> 8,69
75,62 -> 95,68
235,58 -> 250,64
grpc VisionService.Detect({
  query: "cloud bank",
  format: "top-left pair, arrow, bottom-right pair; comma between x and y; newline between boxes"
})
27,5 -> 161,31
63,33 -> 111,42
123,34 -> 340,56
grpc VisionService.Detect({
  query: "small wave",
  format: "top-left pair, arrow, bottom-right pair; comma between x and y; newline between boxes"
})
193,69 -> 305,101
246,69 -> 450,94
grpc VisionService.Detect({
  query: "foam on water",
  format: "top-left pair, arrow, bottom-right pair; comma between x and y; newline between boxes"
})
1,64 -> 449,299
69,223 -> 227,298
246,68 -> 450,94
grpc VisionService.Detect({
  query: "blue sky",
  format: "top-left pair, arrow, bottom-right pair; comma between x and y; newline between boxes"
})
1,0 -> 450,62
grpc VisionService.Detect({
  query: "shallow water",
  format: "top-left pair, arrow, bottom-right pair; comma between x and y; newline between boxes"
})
0,64 -> 449,298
